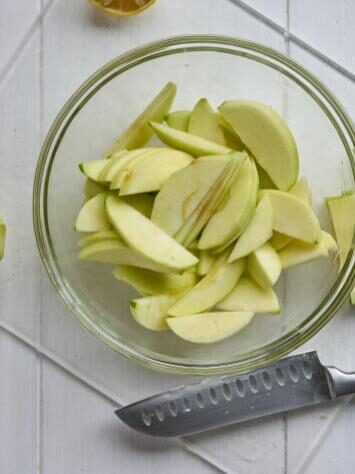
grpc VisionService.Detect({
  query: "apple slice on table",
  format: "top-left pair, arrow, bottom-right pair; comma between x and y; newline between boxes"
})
218,276 -> 280,314
166,110 -> 191,131
326,191 -> 355,269
102,82 -> 177,158
247,243 -> 281,288
278,234 -> 330,270
79,160 -> 109,183
262,190 -> 321,244
119,148 -> 193,195
83,179 -> 107,199
149,121 -> 232,156
229,195 -> 273,262
188,99 -> 227,146
151,156 -> 230,236
113,265 -> 198,296
0,218 -> 6,261
75,193 -> 111,232
78,230 -> 120,247
219,100 -> 299,190
167,311 -> 254,344
175,152 -> 246,247
197,250 -> 216,276
168,256 -> 245,317
199,157 -> 259,250
130,294 -> 181,331
105,196 -> 198,272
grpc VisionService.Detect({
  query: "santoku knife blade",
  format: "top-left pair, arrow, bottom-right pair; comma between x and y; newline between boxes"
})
115,352 -> 355,437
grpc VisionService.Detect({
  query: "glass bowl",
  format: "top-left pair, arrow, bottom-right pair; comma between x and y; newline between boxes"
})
33,35 -> 355,375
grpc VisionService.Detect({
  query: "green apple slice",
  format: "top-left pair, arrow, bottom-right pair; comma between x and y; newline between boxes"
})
166,110 -> 191,131
119,148 -> 193,195
290,177 -> 312,206
0,218 -> 6,261
130,295 -> 180,331
247,243 -> 281,288
197,250 -> 215,276
219,100 -> 299,190
98,150 -> 129,182
322,231 -> 338,253
270,232 -> 293,251
75,193 -> 111,232
326,191 -> 355,268
263,190 -> 321,243
105,196 -> 198,272
149,121 -> 232,156
114,265 -> 198,296
83,179 -> 107,199
215,112 -> 244,150
256,162 -> 276,190
218,276 -> 280,314
79,160 -> 109,183
188,99 -> 227,146
121,194 -> 154,218
278,233 -> 330,269
175,152 -> 246,247
229,195 -> 273,261
78,230 -> 120,247
168,257 -> 245,317
167,311 -> 254,344
79,239 -> 175,272
102,82 -> 177,158
199,157 -> 259,250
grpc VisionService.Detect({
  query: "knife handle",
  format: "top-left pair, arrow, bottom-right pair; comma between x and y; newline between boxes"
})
325,366 -> 355,398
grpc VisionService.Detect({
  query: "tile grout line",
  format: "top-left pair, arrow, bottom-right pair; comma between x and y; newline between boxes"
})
225,0 -> 355,83
0,320 -> 229,474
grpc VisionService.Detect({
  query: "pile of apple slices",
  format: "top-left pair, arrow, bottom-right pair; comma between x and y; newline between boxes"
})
75,82 -> 339,344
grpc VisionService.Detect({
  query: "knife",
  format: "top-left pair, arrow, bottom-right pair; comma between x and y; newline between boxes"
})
115,352 -> 355,437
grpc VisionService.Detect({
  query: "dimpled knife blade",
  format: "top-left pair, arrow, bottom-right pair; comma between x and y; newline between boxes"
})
115,352 -> 355,437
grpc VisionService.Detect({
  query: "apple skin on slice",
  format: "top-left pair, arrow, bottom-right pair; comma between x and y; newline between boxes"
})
151,156 -> 229,236
98,150 -> 129,182
217,276 -> 280,314
75,193 -> 112,232
199,157 -> 259,250
105,196 -> 198,273
79,160 -> 109,183
219,100 -> 299,190
102,82 -> 177,158
188,98 -> 227,146
166,110 -> 191,131
326,191 -> 355,269
113,265 -> 198,296
229,195 -> 273,262
262,190 -> 321,244
149,121 -> 232,156
0,218 -> 6,260
78,230 -> 120,247
167,311 -> 254,344
247,243 -> 281,288
130,295 -> 180,331
119,148 -> 193,195
168,257 -> 245,317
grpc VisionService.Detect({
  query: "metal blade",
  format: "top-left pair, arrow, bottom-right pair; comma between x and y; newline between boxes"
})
115,352 -> 332,437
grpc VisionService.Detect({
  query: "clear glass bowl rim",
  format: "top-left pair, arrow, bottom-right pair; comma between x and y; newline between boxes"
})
33,35 -> 355,375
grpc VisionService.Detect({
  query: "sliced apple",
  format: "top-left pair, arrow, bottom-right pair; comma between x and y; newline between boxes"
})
102,82 -> 177,158
78,230 -> 120,247
119,148 -> 193,195
229,195 -> 273,262
167,311 -> 254,344
149,121 -> 232,156
197,250 -> 216,276
113,265 -> 198,296
263,190 -> 321,243
270,232 -> 293,251
130,295 -> 180,331
105,196 -> 198,272
121,193 -> 154,218
83,179 -> 107,199
168,257 -> 245,317
326,191 -> 355,268
278,233 -> 330,269
215,112 -> 244,150
290,177 -> 312,206
218,276 -> 280,314
79,160 -> 109,183
188,98 -> 227,146
256,161 -> 276,190
0,218 -> 6,260
75,193 -> 111,232
219,100 -> 299,190
110,148 -> 159,190
151,156 -> 230,236
247,243 -> 281,288
199,157 -> 259,250
79,239 -> 175,272
166,110 -> 190,131
322,231 -> 338,253
98,150 -> 129,182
